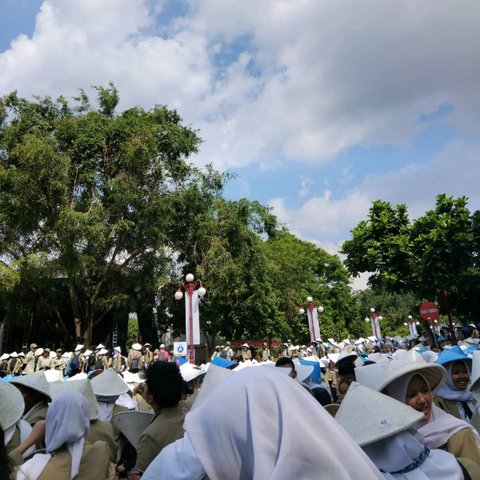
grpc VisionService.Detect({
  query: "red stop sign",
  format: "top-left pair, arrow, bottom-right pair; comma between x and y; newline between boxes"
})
419,301 -> 439,321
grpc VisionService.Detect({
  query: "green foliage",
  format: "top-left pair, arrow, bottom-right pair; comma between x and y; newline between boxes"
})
342,195 -> 480,324
126,312 -> 139,350
0,85 -> 219,344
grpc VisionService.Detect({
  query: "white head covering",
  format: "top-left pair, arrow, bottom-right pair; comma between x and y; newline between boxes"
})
149,367 -> 383,480
18,392 -> 90,480
436,359 -> 473,402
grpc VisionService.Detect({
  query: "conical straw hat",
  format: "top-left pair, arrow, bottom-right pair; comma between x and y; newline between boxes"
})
336,382 -> 423,446
49,379 -> 100,420
0,382 -> 25,430
190,364 -> 233,411
180,362 -> 205,383
10,371 -> 51,401
112,411 -> 154,449
90,369 -> 129,397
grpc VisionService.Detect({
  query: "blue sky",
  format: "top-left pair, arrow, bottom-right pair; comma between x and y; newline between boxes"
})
1,0 -> 479,289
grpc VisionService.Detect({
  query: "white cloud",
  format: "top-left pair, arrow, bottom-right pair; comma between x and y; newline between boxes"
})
1,0 -> 480,172
270,138 -> 480,247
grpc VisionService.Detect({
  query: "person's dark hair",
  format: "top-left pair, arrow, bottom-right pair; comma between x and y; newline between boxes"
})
275,357 -> 296,371
338,376 -> 353,390
337,361 -> 356,380
0,427 -> 11,480
145,361 -> 183,408
311,387 -> 332,406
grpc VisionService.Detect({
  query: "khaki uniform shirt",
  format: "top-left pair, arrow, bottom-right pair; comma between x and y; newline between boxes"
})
8,358 -> 23,374
36,356 -> 51,371
37,442 -> 113,480
135,404 -> 186,472
23,351 -> 36,374
143,350 -> 154,366
445,428 -> 480,478
435,396 -> 480,434
88,419 -> 117,463
24,401 -> 49,426
127,349 -> 144,371
51,357 -> 66,372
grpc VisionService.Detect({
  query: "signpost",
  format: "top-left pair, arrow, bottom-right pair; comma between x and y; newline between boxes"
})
419,301 -> 439,321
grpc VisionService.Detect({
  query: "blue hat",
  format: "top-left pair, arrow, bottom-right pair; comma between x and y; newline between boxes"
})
299,359 -> 322,383
212,356 -> 236,369
435,346 -> 470,366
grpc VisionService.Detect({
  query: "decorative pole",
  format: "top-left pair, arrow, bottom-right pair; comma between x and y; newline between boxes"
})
365,307 -> 382,338
299,296 -> 324,342
174,273 -> 206,363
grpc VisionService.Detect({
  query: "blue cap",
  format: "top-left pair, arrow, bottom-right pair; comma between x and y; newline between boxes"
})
435,346 -> 470,366
299,359 -> 322,383
212,356 -> 236,368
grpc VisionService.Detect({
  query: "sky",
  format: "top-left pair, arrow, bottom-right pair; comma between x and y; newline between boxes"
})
1,0 -> 480,290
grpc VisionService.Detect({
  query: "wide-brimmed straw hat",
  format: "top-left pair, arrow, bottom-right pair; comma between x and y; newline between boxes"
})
74,344 -> 84,352
180,362 -> 205,383
131,343 -> 142,351
90,369 -> 129,397
49,378 -> 99,420
112,411 -> 154,449
435,346 -> 471,367
296,364 -> 314,384
97,348 -> 108,356
0,353 -> 9,361
10,371 -> 52,401
34,348 -> 44,357
10,352 -> 18,358
378,358 -> 446,395
336,382 -> 423,446
44,370 -> 64,383
0,382 -> 25,430
95,343 -> 105,350
336,349 -> 358,365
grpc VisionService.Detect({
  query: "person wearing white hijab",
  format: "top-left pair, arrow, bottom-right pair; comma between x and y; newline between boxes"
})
142,366 -> 384,480
383,371 -> 480,478
17,391 -> 112,480
435,358 -> 480,431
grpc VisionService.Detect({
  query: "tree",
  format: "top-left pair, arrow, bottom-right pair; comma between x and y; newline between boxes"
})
0,85 -> 222,345
342,195 -> 480,331
262,230 -> 357,343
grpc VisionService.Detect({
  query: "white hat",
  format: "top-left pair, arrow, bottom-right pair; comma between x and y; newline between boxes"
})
469,350 -> 480,390
98,348 -> 108,356
0,353 -> 9,361
336,349 -> 358,365
84,349 -> 92,357
131,343 -> 142,351
74,344 -> 84,352
112,411 -> 154,449
190,364 -> 234,410
90,369 -> 129,397
49,379 -> 100,420
355,363 -> 389,391
114,346 -> 122,353
242,343 -> 249,348
366,352 -> 390,364
62,352 -> 71,359
34,347 -> 44,357
96,343 -> 105,350
18,352 -> 25,357
391,349 -> 424,362
0,382 -> 25,430
296,364 -> 314,384
10,371 -> 52,401
10,352 -> 18,358
44,370 -> 64,383
336,382 -> 423,446
180,362 -> 205,383
159,344 -> 165,348
378,359 -> 446,395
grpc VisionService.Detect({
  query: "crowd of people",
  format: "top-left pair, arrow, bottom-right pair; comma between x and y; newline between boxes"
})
1,324 -> 480,479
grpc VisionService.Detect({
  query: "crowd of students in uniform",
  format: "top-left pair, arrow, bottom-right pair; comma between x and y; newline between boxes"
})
2,327 -> 480,479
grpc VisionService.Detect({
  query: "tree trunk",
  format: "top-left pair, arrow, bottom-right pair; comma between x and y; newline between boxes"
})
69,284 -> 83,342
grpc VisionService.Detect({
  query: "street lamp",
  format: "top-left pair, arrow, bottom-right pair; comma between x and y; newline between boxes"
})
365,307 -> 382,338
174,273 -> 206,363
403,315 -> 420,337
299,296 -> 324,342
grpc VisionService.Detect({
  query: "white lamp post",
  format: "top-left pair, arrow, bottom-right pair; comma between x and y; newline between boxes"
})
299,296 -> 324,342
365,307 -> 382,338
174,274 -> 206,363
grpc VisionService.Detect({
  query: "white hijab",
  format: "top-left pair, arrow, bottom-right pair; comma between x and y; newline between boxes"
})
384,371 -> 480,449
436,360 -> 473,402
363,430 -> 463,479
144,367 -> 383,480
18,391 -> 90,480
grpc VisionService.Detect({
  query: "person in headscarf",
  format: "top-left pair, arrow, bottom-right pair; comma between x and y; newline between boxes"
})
435,350 -> 480,432
16,391 -> 112,480
10,372 -> 51,427
381,363 -> 480,477
141,366 -> 384,480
